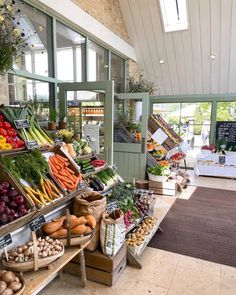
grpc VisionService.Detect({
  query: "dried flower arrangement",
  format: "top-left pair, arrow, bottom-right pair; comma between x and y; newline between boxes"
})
126,75 -> 158,95
0,0 -> 33,75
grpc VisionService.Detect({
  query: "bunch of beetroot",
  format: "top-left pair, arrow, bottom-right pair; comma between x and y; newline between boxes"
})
0,181 -> 28,226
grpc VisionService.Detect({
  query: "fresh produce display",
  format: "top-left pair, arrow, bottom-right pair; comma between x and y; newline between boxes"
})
0,270 -> 24,294
127,217 -> 157,246
75,158 -> 95,174
91,159 -> 106,168
152,149 -> 165,160
201,144 -> 216,151
73,139 -> 92,156
61,143 -> 76,158
57,129 -> 74,144
147,164 -> 170,176
0,181 -> 28,227
1,150 -> 62,206
2,236 -> 64,263
107,183 -> 138,229
0,114 -> 25,151
134,191 -> 155,216
0,106 -> 53,147
87,175 -> 105,191
41,214 -> 96,238
48,154 -> 82,191
170,152 -> 185,162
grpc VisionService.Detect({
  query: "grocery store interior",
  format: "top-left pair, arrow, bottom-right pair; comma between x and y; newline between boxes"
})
0,0 -> 236,294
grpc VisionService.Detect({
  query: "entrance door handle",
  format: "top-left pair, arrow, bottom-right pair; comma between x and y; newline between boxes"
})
141,137 -> 146,154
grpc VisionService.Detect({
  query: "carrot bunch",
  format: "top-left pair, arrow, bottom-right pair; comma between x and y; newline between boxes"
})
24,177 -> 62,206
48,154 -> 82,191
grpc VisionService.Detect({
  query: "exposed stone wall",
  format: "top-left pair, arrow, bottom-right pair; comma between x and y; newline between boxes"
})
72,0 -> 130,43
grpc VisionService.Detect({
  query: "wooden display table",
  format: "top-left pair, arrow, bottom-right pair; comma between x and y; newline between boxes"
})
23,241 -> 90,295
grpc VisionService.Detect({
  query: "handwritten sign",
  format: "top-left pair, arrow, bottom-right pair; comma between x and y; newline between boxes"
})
0,234 -> 12,250
26,140 -> 38,150
107,201 -> 118,213
219,155 -> 226,164
54,138 -> 63,146
29,215 -> 46,232
14,119 -> 29,129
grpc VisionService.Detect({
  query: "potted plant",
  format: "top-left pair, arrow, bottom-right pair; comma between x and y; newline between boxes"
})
48,110 -> 57,131
147,161 -> 170,182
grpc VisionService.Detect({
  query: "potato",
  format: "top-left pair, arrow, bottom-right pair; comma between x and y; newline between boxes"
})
8,282 -> 22,292
1,289 -> 13,295
0,281 -> 7,294
1,272 -> 15,284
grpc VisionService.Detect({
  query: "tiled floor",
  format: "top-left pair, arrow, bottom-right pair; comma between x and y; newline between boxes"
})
40,172 -> 236,295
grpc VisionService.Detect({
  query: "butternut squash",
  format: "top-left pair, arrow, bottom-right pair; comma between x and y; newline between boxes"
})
70,224 -> 87,235
84,226 -> 92,234
67,143 -> 76,158
49,228 -> 67,238
85,215 -> 96,229
41,219 -> 64,234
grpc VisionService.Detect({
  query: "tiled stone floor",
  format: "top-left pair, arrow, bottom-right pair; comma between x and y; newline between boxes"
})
40,172 -> 236,295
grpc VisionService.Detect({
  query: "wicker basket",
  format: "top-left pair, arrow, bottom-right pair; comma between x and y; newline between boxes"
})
2,232 -> 64,272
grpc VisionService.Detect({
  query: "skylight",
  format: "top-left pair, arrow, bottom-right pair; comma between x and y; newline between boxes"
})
159,0 -> 188,32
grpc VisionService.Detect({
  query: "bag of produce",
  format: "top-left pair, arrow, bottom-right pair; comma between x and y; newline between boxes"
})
100,209 -> 126,257
73,192 -> 106,251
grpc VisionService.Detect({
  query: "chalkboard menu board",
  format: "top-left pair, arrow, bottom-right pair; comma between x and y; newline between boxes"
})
216,121 -> 236,145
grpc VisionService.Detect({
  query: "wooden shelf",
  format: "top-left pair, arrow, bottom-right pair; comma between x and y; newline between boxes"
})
23,241 -> 90,295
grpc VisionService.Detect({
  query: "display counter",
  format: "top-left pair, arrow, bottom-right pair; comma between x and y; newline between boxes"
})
194,152 -> 236,178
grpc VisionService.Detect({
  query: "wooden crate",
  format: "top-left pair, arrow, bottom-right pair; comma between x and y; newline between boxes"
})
65,256 -> 126,286
135,180 -> 149,190
64,243 -> 127,286
149,180 -> 177,196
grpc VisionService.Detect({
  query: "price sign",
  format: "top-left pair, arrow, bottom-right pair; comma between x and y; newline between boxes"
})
26,140 -> 38,150
219,156 -> 226,164
107,201 -> 118,213
14,119 -> 29,129
29,215 -> 46,232
0,233 -> 12,250
55,138 -> 63,146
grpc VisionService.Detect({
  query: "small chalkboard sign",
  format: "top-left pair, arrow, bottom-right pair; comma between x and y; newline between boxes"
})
0,233 -> 12,250
14,119 -> 29,129
107,201 -> 118,213
26,140 -> 38,150
219,155 -> 226,164
29,215 -> 46,232
55,138 -> 63,146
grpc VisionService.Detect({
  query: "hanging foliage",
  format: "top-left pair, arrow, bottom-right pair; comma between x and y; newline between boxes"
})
126,75 -> 159,95
0,0 -> 33,75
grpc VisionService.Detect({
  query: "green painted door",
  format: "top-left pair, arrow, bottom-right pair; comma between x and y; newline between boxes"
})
113,93 -> 149,181
58,81 -> 114,165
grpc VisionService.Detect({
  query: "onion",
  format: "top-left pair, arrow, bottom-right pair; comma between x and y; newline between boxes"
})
0,213 -> 8,225
1,181 -> 10,189
8,189 -> 18,198
0,195 -> 9,203
9,201 -> 17,208
15,195 -> 25,205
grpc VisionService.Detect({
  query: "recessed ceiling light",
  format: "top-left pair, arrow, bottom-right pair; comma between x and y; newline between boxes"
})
209,54 -> 216,60
159,60 -> 165,64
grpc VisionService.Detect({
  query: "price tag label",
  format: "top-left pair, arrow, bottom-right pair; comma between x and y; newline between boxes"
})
29,215 -> 46,232
0,233 -> 12,250
219,155 -> 226,164
14,119 -> 29,129
107,201 -> 118,213
26,140 -> 38,150
55,138 -> 63,146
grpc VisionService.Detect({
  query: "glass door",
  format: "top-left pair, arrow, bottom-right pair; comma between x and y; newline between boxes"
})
58,81 -> 114,164
113,93 -> 149,181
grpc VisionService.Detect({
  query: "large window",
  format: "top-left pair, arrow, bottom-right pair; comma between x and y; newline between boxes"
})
88,41 -> 109,81
111,53 -> 125,93
56,22 -> 86,81
8,74 -> 50,124
217,102 -> 236,121
13,1 -> 53,77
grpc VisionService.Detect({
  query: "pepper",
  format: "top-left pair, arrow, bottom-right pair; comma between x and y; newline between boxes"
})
3,122 -> 12,130
0,128 -> 8,137
7,128 -> 17,137
3,143 -> 12,150
0,135 -> 6,143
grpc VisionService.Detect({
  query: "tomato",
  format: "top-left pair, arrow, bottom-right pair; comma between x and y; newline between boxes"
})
0,128 -> 8,137
17,139 -> 25,147
5,136 -> 14,144
3,122 -> 12,130
7,128 -> 17,137
12,142 -> 19,149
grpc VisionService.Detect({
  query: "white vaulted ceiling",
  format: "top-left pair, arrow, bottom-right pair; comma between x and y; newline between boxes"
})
120,0 -> 236,96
